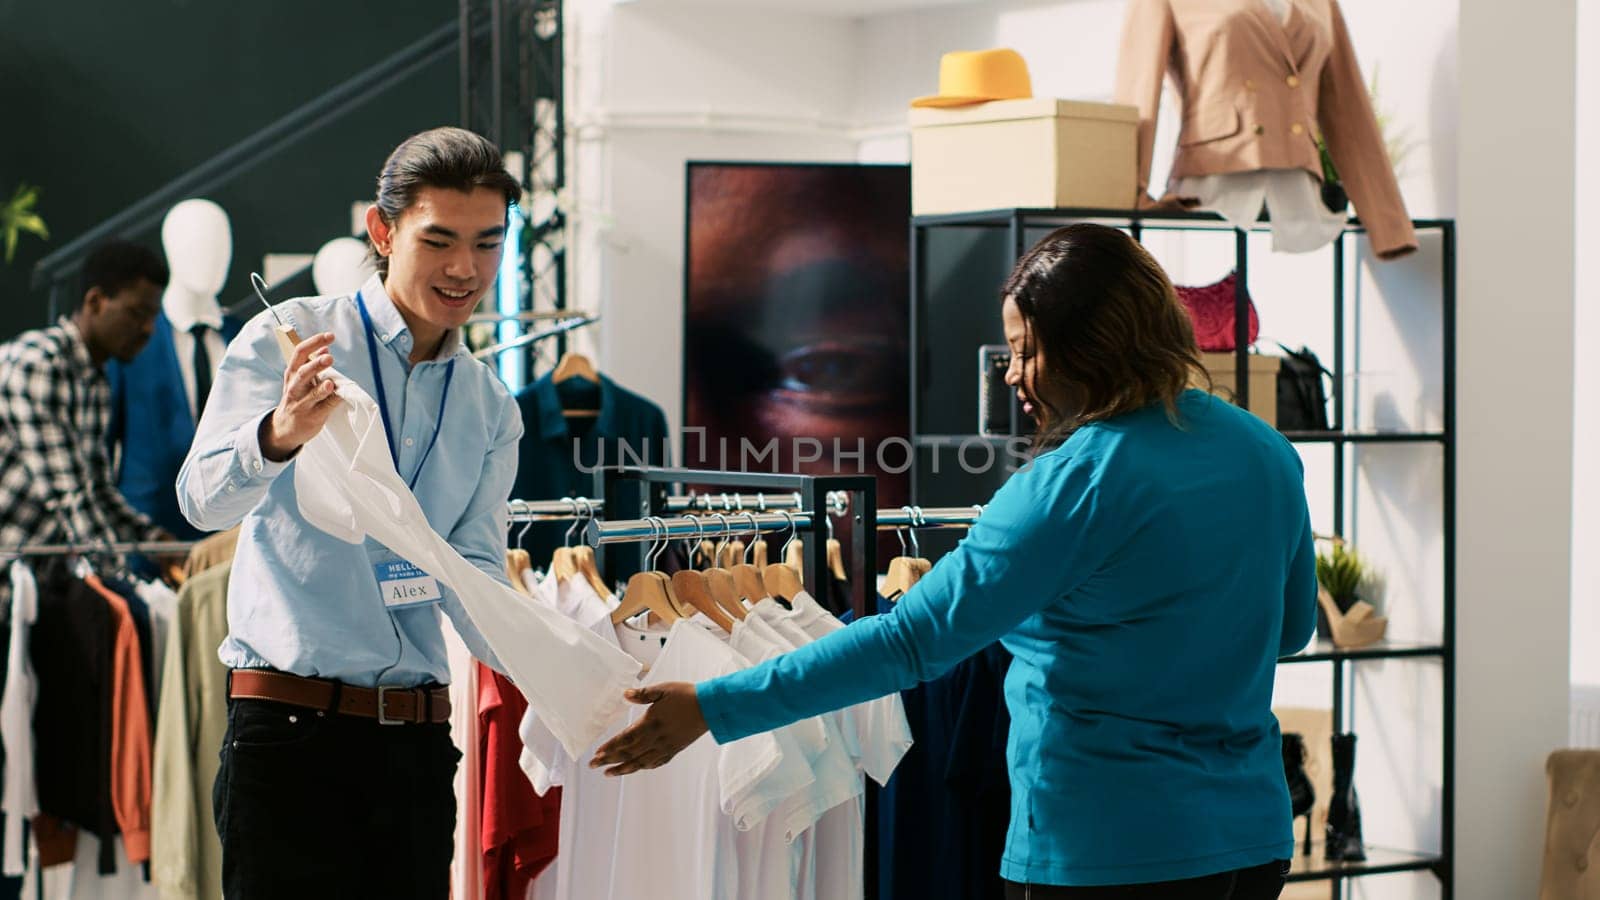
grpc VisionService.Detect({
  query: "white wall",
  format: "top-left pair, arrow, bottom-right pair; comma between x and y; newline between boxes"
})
567,1 -> 861,436
1457,1 -> 1578,899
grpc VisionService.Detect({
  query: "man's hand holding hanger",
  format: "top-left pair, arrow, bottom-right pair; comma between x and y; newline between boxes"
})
259,332 -> 341,463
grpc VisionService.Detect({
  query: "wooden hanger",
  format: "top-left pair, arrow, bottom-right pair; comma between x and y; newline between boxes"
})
610,518 -> 686,624
571,545 -> 611,598
549,546 -> 580,584
672,569 -> 735,632
750,537 -> 768,569
880,556 -> 923,601
785,536 -> 804,573
610,570 -> 683,625
881,521 -> 928,601
762,563 -> 804,604
704,567 -> 749,621
506,549 -> 533,597
719,538 -> 745,570
728,562 -> 764,604
825,538 -> 848,581
551,352 -> 600,417
552,351 -> 599,383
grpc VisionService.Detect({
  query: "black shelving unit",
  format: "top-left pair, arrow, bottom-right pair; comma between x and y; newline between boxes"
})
909,207 -> 1455,899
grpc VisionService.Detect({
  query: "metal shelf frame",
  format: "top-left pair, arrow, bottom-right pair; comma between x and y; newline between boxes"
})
909,208 -> 1456,898
595,466 -> 878,620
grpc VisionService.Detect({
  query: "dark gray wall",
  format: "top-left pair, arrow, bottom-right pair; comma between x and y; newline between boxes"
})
0,1 -> 459,339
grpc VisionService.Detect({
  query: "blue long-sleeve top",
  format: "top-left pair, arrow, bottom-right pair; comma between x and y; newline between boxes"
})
697,389 -> 1317,887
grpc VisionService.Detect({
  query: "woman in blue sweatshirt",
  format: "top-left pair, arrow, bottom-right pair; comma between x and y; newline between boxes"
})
591,223 -> 1317,898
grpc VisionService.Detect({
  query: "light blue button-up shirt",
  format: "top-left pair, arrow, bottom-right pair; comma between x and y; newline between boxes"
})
178,274 -> 518,687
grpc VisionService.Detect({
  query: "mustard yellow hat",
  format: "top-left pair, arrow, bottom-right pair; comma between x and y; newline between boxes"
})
911,48 -> 1034,109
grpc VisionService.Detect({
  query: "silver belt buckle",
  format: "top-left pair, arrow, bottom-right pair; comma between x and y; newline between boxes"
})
377,685 -> 405,725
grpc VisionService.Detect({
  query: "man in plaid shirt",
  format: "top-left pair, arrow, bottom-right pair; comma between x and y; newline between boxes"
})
0,241 -> 175,553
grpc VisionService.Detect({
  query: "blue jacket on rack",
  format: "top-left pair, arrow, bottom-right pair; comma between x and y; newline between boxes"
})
107,312 -> 242,539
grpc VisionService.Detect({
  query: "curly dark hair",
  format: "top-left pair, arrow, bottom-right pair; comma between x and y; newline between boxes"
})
1002,223 -> 1206,450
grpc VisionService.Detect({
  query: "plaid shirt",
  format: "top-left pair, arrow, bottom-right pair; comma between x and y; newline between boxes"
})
0,319 -> 161,551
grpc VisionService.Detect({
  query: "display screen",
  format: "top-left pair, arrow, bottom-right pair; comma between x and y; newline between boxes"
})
683,161 -> 911,520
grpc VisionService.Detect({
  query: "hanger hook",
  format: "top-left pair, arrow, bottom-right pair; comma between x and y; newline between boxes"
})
901,506 -> 922,558
584,497 -> 600,534
514,501 -> 536,549
647,516 -> 669,571
563,498 -> 583,547
757,493 -> 767,512
680,515 -> 701,567
742,512 -> 760,562
779,510 -> 799,560
249,272 -> 288,327
712,513 -> 732,564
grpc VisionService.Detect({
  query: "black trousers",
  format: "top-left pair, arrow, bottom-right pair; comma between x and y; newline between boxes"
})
214,696 -> 460,900
1005,860 -> 1290,899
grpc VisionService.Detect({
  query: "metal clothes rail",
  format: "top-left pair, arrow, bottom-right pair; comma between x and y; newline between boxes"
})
504,491 -> 850,523
0,539 -> 198,559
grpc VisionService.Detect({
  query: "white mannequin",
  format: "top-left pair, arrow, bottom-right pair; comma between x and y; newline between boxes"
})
160,198 -> 231,419
312,236 -> 376,297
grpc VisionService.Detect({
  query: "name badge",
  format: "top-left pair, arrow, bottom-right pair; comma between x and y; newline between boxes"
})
375,559 -> 443,609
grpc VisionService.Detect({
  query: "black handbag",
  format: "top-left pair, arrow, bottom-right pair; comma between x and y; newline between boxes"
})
1275,344 -> 1332,432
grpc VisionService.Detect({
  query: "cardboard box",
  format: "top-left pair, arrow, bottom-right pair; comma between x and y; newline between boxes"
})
1199,352 -> 1281,428
910,98 -> 1139,216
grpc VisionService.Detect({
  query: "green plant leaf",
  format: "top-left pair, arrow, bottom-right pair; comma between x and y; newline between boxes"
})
1,182 -> 50,264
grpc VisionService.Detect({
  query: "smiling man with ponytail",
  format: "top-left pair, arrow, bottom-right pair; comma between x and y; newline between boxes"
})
177,127 -> 523,899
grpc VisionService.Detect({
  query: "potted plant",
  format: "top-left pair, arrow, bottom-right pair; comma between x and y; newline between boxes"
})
1314,539 -> 1388,649
1315,66 -> 1416,215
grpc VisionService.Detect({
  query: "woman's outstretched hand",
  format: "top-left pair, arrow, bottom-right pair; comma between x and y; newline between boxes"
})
589,682 -> 708,777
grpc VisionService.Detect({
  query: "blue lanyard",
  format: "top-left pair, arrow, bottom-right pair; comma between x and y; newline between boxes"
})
355,291 -> 456,491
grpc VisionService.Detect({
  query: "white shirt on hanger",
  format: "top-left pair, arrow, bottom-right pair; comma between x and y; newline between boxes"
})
445,619 -> 483,900
290,363 -> 641,759
133,580 -> 178,703
743,607 -> 892,900
519,617 -> 815,900
162,297 -> 226,422
1,562 -> 39,877
764,592 -> 915,785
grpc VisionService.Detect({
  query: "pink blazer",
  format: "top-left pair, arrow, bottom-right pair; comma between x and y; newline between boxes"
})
1115,0 -> 1417,258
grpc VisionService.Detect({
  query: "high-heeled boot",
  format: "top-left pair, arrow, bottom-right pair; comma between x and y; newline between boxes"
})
1282,733 -> 1315,856
1326,733 -> 1367,861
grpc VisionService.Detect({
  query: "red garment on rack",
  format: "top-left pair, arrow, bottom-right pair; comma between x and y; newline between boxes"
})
478,663 -> 560,900
85,574 -> 153,864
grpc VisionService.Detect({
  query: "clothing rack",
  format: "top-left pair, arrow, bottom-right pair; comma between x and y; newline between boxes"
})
504,491 -> 850,523
0,539 -> 198,559
595,466 -> 878,619
585,511 -> 819,546
471,314 -> 599,360
874,506 -> 985,529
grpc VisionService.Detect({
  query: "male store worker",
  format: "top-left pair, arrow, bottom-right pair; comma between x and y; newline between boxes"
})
177,127 -> 523,899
